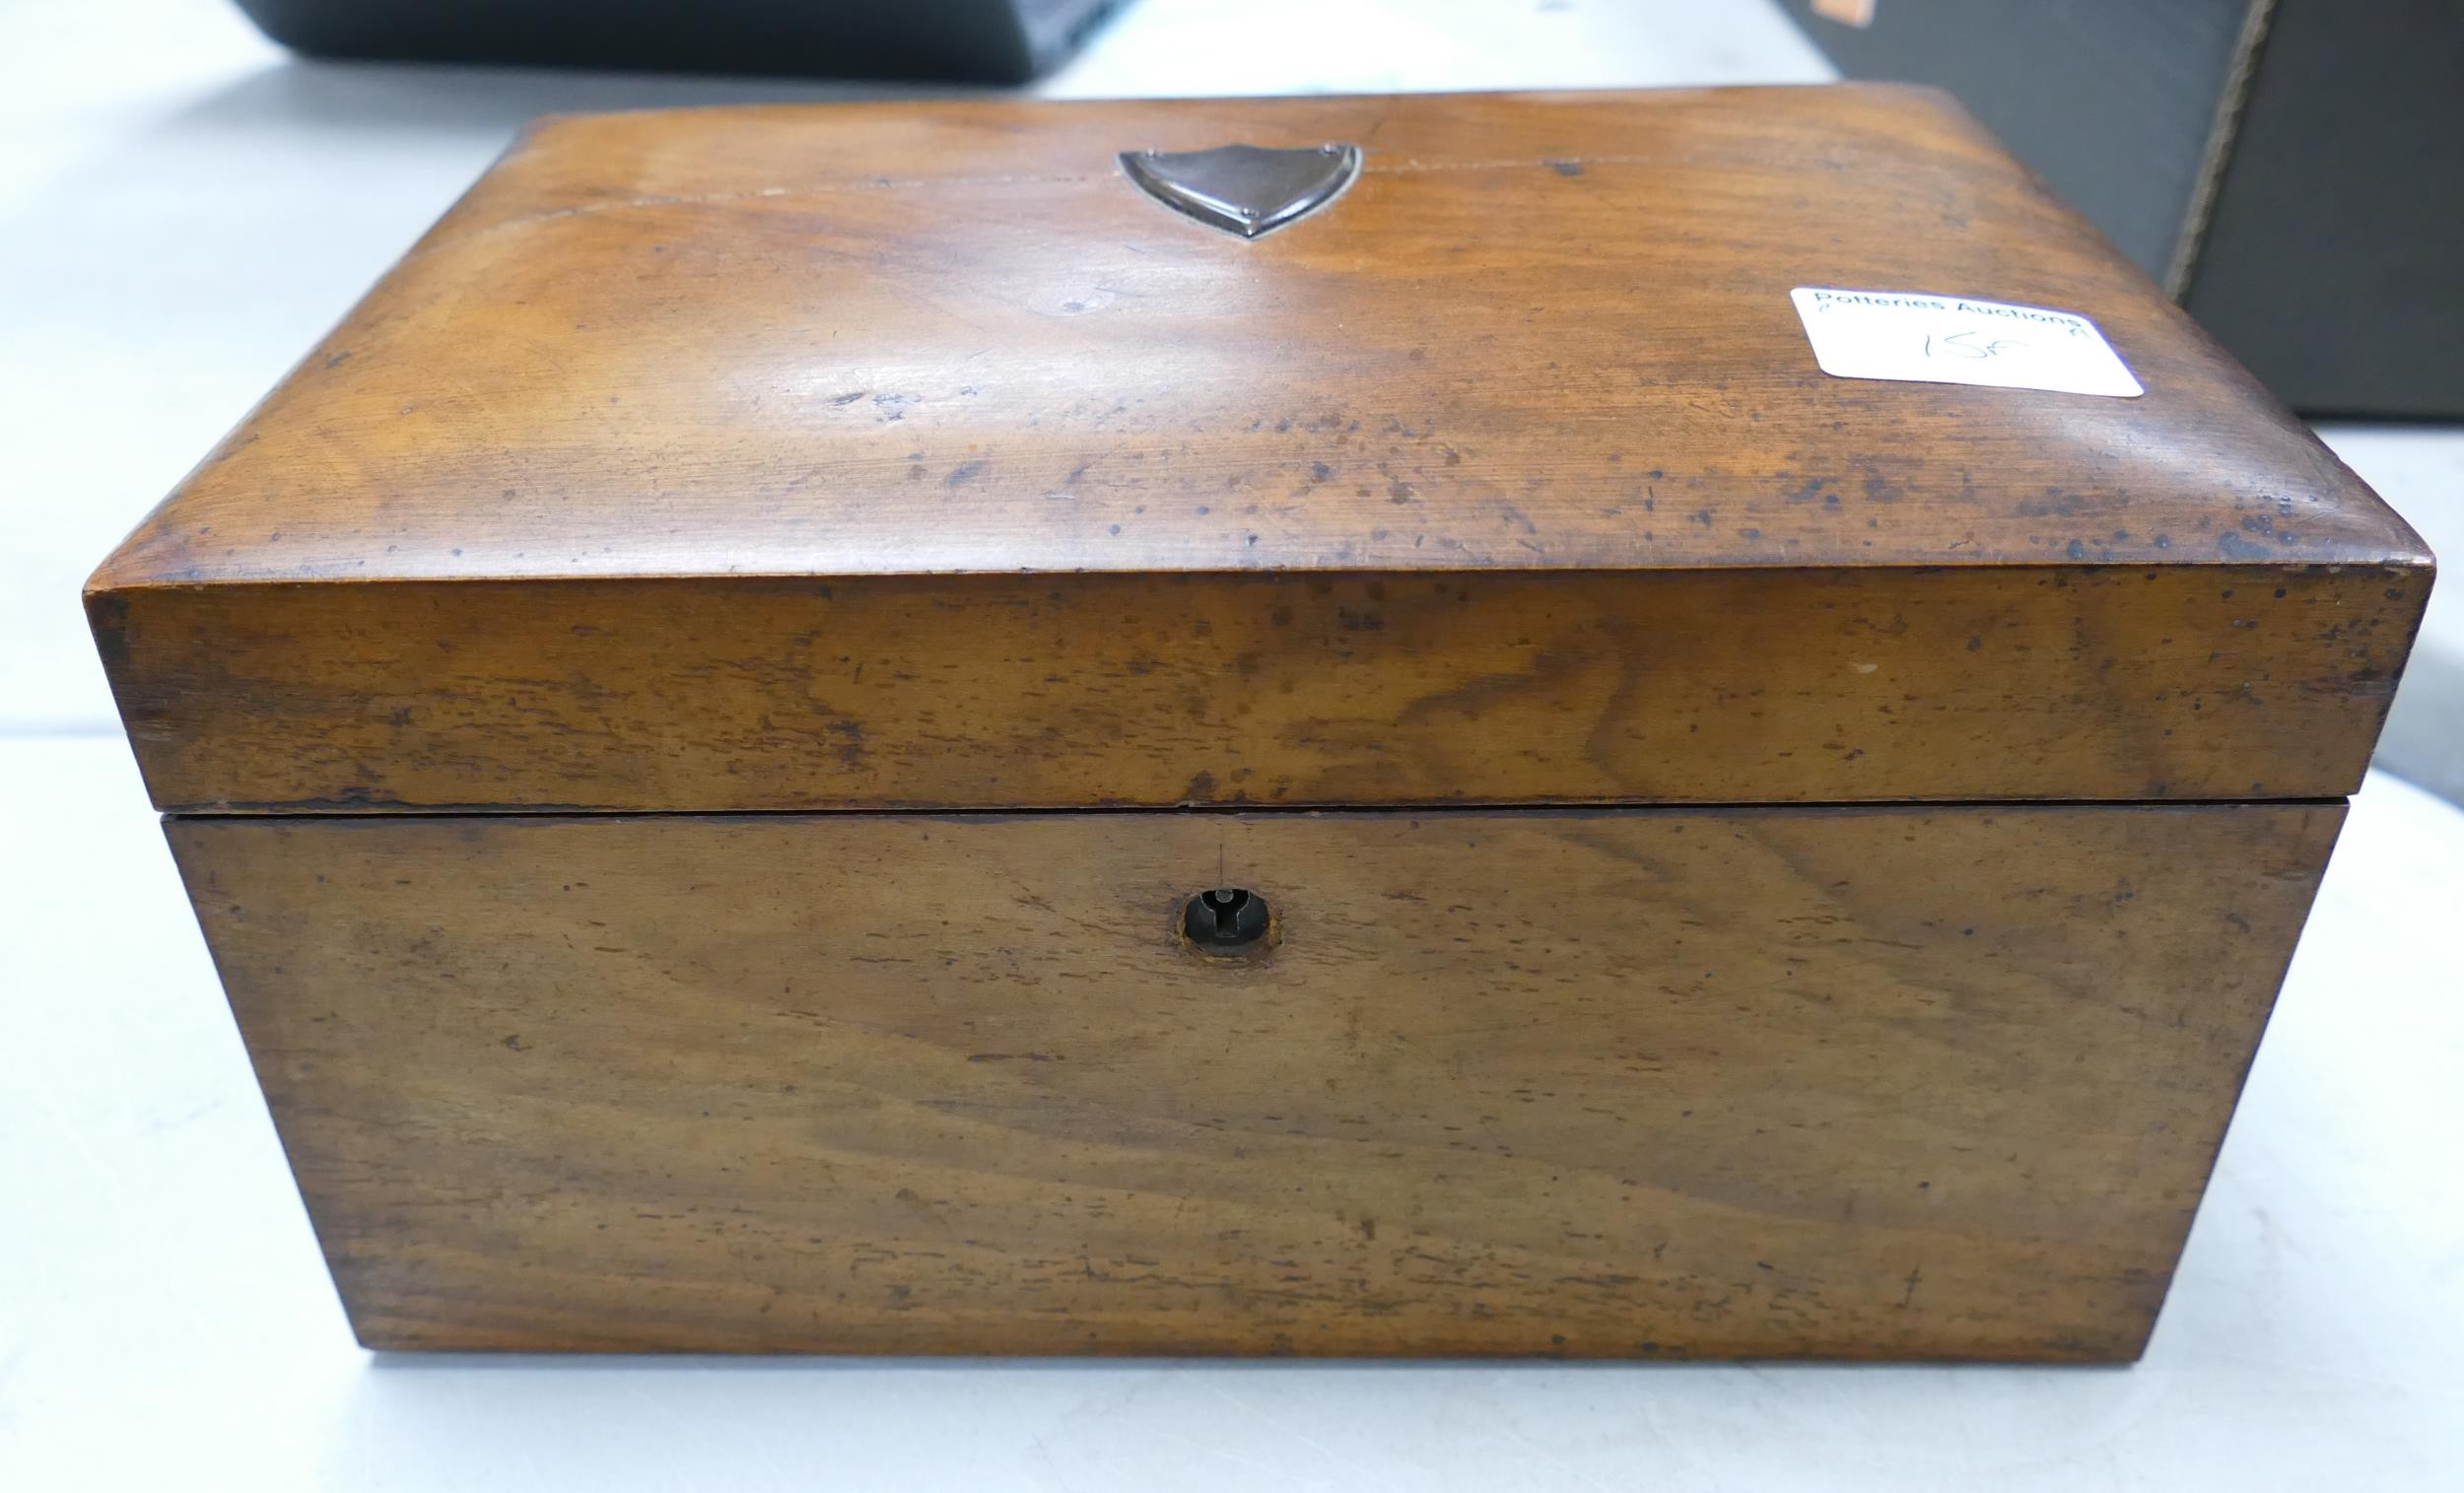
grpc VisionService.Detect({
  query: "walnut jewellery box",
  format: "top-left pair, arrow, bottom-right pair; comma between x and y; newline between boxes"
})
87,87 -> 2431,1360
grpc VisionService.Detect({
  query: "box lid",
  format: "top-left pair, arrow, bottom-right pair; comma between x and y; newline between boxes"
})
88,87 -> 2430,813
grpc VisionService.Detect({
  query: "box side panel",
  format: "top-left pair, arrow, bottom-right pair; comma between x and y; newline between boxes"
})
99,566 -> 2425,812
169,800 -> 2340,1358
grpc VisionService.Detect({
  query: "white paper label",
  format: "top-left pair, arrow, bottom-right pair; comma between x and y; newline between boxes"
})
1789,287 -> 2144,398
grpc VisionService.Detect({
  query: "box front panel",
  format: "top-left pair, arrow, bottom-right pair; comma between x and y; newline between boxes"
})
170,802 -> 2337,1359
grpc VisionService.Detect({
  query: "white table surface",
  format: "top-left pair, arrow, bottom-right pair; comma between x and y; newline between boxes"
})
4,3 -> 2460,1488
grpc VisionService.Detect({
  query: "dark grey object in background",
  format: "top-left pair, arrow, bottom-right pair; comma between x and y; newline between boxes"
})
1782,0 -> 2464,418
231,0 -> 1129,83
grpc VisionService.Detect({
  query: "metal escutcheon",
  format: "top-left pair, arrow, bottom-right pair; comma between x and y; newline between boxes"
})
1118,143 -> 1361,238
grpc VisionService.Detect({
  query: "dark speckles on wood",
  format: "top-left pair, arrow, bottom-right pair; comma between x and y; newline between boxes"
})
169,801 -> 2340,1356
95,564 -> 2429,812
79,90 -> 2430,1362
86,89 -> 2427,591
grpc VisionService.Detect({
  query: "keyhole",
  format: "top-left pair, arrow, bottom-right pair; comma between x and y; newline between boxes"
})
1184,887 -> 1270,953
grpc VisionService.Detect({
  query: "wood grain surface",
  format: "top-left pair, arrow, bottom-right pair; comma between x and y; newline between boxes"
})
97,565 -> 2424,812
86,87 -> 2430,812
87,88 -> 2427,582
171,801 -> 2339,1358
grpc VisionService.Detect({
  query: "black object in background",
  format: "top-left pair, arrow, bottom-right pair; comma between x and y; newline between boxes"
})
1782,0 -> 2464,419
232,0 -> 1129,84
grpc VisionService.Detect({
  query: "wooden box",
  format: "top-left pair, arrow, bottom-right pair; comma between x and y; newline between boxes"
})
88,88 -> 2431,1360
